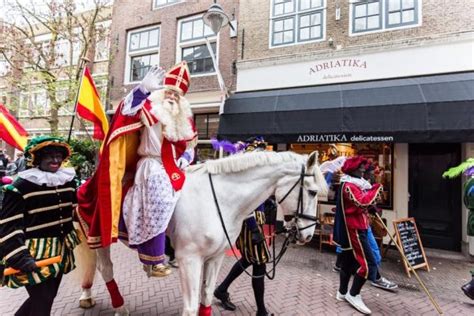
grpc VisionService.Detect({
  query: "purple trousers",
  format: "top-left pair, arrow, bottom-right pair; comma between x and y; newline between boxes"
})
119,213 -> 166,265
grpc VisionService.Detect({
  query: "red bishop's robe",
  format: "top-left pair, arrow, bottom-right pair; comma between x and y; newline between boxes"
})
76,99 -> 196,249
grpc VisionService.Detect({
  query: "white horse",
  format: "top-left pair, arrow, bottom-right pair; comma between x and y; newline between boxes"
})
75,150 -> 328,316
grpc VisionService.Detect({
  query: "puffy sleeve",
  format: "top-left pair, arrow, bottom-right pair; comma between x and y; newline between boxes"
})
122,86 -> 150,116
0,185 -> 29,266
343,182 -> 382,214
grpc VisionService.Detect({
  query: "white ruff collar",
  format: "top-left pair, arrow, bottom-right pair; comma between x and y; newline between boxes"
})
18,167 -> 76,187
341,175 -> 372,190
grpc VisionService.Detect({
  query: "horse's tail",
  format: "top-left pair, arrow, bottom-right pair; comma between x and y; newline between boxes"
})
71,223 -> 97,288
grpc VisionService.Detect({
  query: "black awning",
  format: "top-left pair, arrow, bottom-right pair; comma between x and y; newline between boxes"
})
218,72 -> 474,143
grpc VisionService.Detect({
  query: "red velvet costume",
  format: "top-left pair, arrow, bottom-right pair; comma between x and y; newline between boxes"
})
338,182 -> 382,278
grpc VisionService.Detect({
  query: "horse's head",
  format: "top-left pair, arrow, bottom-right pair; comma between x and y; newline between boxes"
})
275,151 -> 328,244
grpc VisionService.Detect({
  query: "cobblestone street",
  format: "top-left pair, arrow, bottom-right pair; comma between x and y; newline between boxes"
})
1,237 -> 473,315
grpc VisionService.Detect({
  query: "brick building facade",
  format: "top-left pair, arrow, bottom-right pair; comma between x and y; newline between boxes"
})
219,0 -> 474,254
108,0 -> 239,161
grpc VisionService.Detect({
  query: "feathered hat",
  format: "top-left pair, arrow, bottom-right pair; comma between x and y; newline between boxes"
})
443,158 -> 474,178
24,136 -> 72,166
341,156 -> 367,174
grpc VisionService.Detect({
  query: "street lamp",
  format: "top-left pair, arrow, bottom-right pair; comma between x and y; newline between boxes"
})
202,1 -> 235,114
203,1 -> 232,34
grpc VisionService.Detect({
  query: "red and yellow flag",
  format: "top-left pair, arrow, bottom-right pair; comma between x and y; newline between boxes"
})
0,104 -> 28,151
76,67 -> 109,140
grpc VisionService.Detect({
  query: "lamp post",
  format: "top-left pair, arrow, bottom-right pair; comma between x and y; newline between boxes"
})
202,1 -> 234,114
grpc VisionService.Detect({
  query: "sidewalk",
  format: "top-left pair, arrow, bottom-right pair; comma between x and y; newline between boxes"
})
1,237 -> 473,315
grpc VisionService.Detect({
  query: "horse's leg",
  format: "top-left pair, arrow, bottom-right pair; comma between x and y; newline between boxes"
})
73,225 -> 97,309
179,256 -> 204,316
79,257 -> 97,308
200,254 -> 225,311
96,247 -> 129,316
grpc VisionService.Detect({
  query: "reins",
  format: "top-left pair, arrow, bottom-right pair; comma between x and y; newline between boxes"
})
208,163 -> 318,279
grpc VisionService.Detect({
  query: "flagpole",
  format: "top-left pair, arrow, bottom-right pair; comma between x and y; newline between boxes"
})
67,57 -> 89,143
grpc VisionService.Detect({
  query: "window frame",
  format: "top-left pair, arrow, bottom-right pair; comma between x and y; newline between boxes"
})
193,112 -> 220,140
385,0 -> 419,29
349,0 -> 422,36
176,14 -> 219,77
0,55 -> 9,77
124,25 -> 161,85
94,20 -> 112,62
352,0 -> 383,34
19,88 -> 50,118
152,0 -> 182,10
269,0 -> 326,48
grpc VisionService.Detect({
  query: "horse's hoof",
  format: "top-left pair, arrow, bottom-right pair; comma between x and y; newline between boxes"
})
79,298 -> 96,309
114,305 -> 130,316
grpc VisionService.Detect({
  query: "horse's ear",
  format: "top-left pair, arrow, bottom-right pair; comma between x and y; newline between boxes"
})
307,151 -> 318,169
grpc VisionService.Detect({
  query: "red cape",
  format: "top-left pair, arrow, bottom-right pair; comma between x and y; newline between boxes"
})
77,100 -> 193,248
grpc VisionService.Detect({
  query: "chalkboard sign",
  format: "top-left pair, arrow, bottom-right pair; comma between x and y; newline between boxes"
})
393,218 -> 430,277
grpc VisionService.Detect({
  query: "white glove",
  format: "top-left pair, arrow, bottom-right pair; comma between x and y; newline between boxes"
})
177,157 -> 190,169
139,65 -> 165,93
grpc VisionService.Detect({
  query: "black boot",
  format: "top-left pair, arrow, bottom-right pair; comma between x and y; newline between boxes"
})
461,277 -> 474,300
214,287 -> 236,311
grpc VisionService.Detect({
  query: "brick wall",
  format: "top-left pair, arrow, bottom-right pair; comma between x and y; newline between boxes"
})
238,0 -> 474,62
109,0 -> 239,105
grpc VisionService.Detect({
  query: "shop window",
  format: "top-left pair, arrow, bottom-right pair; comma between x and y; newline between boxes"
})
194,113 -> 219,139
194,113 -> 220,163
178,16 -> 216,76
351,0 -> 420,35
270,0 -> 325,47
125,26 -> 160,84
290,143 -> 394,209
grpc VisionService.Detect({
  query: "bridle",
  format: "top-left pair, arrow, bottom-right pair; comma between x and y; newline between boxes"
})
277,164 -> 319,233
208,163 -> 319,279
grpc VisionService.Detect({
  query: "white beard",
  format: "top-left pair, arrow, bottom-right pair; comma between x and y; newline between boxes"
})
147,89 -> 194,142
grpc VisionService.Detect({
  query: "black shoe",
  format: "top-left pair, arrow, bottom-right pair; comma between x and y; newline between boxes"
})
257,310 -> 274,316
214,288 -> 236,311
461,278 -> 474,300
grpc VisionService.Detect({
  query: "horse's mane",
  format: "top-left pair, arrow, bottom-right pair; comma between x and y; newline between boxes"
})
187,151 -> 305,174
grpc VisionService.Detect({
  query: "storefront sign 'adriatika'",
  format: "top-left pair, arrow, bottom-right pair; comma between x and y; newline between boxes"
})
309,59 -> 368,75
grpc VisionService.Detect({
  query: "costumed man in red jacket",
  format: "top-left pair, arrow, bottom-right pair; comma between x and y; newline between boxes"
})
333,156 -> 383,315
77,61 -> 197,283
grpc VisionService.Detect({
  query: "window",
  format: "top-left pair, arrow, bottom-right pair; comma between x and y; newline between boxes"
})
386,0 -> 417,27
95,21 -> 111,62
351,0 -> 420,35
178,16 -> 217,75
125,26 -> 160,84
194,113 -> 220,163
182,43 -> 216,75
153,0 -> 181,9
271,0 -> 325,47
54,40 -> 70,67
19,89 -> 50,117
290,143 -> 394,209
353,0 -> 381,32
0,56 -> 9,77
194,113 -> 219,140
